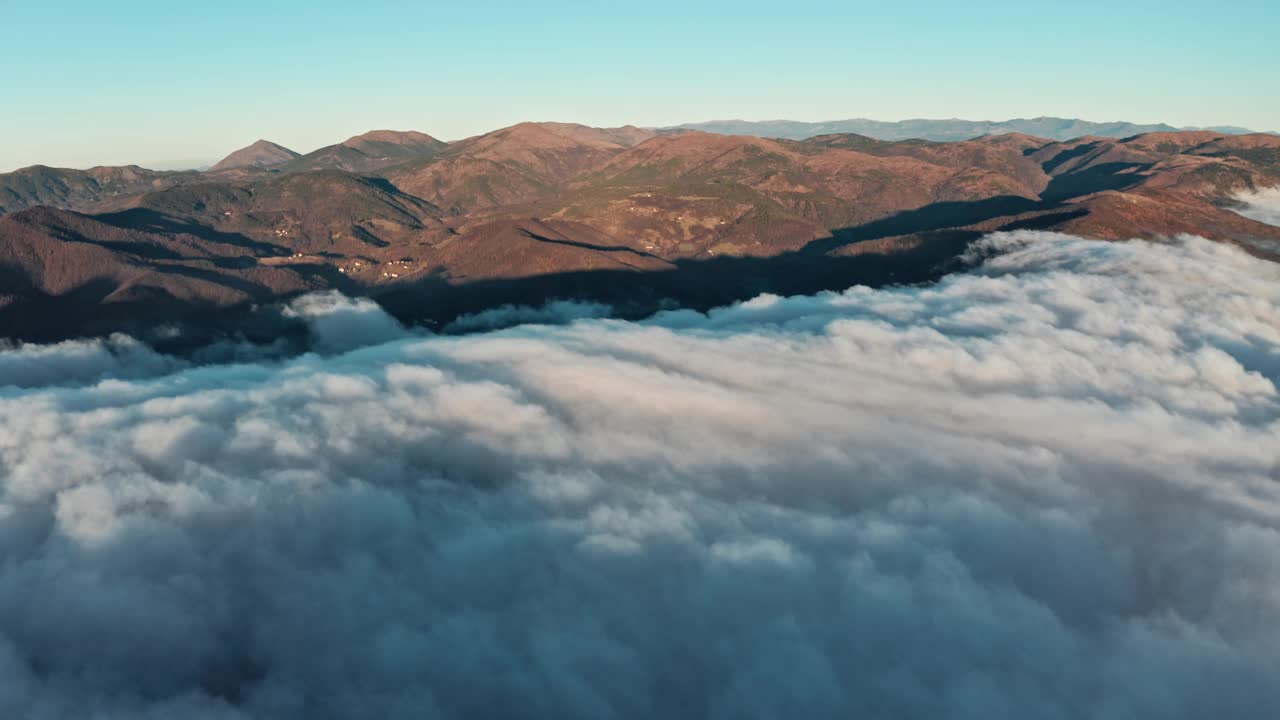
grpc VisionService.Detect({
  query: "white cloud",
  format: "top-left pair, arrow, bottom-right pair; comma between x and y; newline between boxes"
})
0,334 -> 182,390
1232,186 -> 1280,227
283,291 -> 409,353
0,232 -> 1277,718
445,300 -> 613,333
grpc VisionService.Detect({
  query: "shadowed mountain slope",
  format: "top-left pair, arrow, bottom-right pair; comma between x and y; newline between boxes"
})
0,165 -> 202,215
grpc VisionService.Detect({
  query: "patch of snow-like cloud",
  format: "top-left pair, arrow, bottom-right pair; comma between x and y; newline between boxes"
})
0,334 -> 182,390
0,232 -> 1277,718
1231,186 -> 1280,227
445,299 -> 613,333
282,290 -> 409,353
0,294 -> 411,390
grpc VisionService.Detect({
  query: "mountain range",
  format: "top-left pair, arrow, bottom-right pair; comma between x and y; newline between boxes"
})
666,117 -> 1268,142
1,121 -> 1278,347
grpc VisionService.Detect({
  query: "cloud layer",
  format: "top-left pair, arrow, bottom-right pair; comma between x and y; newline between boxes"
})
0,231 -> 1278,718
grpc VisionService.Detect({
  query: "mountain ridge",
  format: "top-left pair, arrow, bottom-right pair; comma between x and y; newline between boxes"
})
1,122 -> 1278,348
281,130 -> 448,174
664,116 -> 1271,142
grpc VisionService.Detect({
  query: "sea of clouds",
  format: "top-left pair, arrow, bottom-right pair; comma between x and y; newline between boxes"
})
0,230 -> 1278,718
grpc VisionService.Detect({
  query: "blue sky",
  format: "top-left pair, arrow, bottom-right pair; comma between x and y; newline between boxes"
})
2,0 -> 1277,171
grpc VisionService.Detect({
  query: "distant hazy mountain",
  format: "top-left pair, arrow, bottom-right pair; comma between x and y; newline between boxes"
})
666,117 -> 1260,142
210,140 -> 301,171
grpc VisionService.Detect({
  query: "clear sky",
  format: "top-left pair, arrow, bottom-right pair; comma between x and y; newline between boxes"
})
2,0 -> 1277,172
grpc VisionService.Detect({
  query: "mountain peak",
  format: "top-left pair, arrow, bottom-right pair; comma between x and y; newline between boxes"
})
210,139 -> 300,172
341,130 -> 444,149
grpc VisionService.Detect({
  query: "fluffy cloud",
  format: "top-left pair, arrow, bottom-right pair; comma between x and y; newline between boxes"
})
282,291 -> 409,353
0,232 -> 1277,718
0,334 -> 181,389
445,299 -> 612,334
1232,186 -> 1280,227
